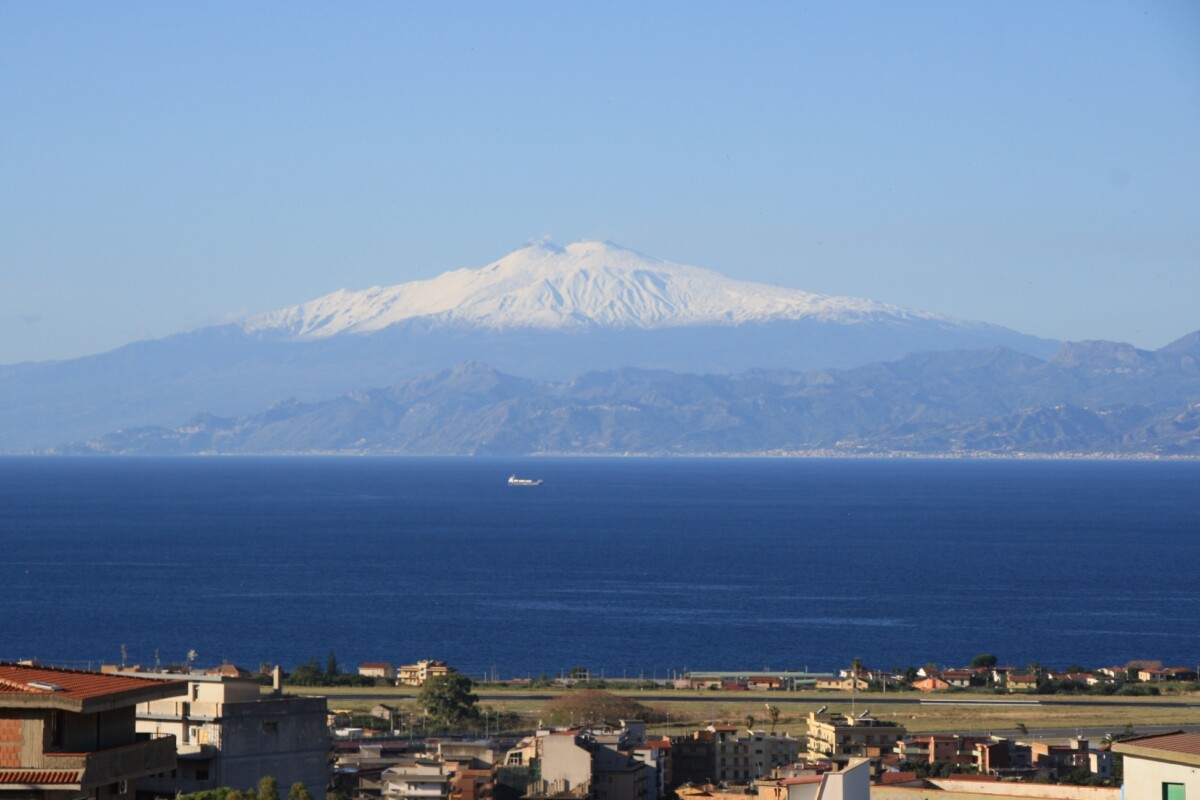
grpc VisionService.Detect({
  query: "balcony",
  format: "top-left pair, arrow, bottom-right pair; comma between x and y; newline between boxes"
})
178,743 -> 219,761
46,735 -> 177,788
139,700 -> 220,721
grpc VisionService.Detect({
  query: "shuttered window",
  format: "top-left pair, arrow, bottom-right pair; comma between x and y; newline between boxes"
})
1163,783 -> 1185,800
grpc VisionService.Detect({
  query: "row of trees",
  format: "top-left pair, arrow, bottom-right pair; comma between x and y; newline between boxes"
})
413,676 -> 667,732
284,651 -> 379,687
180,776 -> 313,800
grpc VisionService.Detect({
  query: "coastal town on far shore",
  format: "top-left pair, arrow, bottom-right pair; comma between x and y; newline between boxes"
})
2,653 -> 1198,800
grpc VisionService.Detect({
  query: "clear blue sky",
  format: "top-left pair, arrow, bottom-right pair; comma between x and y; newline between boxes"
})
2,1 -> 1198,364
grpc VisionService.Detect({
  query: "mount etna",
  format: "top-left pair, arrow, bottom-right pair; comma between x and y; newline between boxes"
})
5,240 -> 1196,455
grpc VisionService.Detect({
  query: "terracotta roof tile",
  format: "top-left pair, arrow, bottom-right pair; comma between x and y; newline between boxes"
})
0,769 -> 82,785
1118,731 -> 1200,756
0,662 -> 180,703
880,772 -> 919,785
637,740 -> 672,750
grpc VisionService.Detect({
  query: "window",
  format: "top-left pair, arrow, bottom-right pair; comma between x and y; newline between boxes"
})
1163,784 -> 1185,800
196,768 -> 209,781
49,710 -> 64,747
263,721 -> 279,733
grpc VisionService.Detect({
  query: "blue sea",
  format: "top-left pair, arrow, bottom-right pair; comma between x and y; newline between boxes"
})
1,457 -> 1197,678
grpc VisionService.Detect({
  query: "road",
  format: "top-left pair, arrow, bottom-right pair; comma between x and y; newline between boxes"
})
328,692 -> 1200,710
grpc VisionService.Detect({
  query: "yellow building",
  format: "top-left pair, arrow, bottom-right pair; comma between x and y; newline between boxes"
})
805,711 -> 906,765
398,660 -> 454,687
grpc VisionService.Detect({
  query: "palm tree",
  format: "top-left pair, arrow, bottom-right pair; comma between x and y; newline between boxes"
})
765,703 -> 781,734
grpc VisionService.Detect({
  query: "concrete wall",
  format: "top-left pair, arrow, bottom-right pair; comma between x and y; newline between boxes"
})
138,694 -> 328,799
540,735 -> 592,791
874,782 -> 1121,800
215,696 -> 329,797
817,759 -> 870,800
1124,756 -> 1200,800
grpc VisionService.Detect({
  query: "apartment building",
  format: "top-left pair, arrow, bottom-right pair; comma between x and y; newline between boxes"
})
0,662 -> 184,800
398,661 -> 453,687
130,669 -> 328,798
805,711 -> 906,766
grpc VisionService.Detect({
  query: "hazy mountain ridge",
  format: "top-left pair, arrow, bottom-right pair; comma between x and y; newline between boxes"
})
55,331 -> 1200,457
0,241 -> 1061,452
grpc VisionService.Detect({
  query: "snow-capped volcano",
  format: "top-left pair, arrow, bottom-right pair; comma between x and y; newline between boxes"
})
245,239 -> 951,338
0,238 -> 1063,453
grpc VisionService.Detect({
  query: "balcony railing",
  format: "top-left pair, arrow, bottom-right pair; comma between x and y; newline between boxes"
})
46,735 -> 177,788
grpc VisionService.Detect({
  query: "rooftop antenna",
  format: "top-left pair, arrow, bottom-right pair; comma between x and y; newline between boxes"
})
120,643 -> 127,669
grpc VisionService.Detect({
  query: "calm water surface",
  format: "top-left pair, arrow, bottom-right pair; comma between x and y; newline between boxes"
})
1,457 -> 1197,677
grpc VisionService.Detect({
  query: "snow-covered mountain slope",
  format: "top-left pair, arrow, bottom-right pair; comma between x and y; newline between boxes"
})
1,238 -> 1071,452
244,240 -> 960,338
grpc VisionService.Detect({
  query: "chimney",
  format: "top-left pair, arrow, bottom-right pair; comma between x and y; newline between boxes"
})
272,665 -> 283,694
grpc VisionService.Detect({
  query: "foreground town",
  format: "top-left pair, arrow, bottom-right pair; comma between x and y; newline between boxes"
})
1,656 -> 1197,800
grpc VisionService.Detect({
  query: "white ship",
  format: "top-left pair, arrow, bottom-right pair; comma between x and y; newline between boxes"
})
507,474 -> 544,487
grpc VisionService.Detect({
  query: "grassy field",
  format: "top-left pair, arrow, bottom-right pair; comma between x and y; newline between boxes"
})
305,686 -> 1200,738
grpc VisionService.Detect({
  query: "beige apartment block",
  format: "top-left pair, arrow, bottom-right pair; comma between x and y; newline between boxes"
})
382,760 -> 453,800
131,669 -> 328,798
398,660 -> 454,687
805,711 -> 906,765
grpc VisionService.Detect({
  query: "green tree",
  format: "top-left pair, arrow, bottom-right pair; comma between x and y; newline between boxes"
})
970,653 -> 998,669
326,651 -> 339,678
745,714 -> 756,731
288,782 -> 314,800
226,792 -> 244,800
257,776 -> 279,800
418,673 -> 480,727
285,658 -> 324,686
